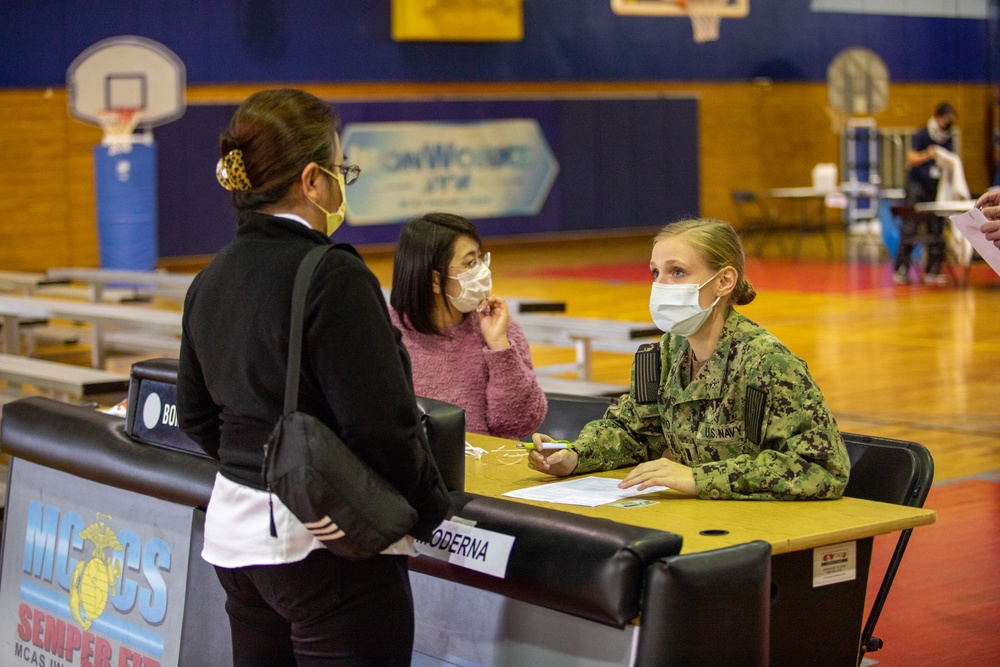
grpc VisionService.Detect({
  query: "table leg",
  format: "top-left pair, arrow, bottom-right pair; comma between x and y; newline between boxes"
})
570,336 -> 593,382
2,315 -> 20,354
793,198 -> 834,260
90,322 -> 106,368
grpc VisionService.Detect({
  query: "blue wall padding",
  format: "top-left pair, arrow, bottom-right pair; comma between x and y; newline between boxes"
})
95,144 -> 158,270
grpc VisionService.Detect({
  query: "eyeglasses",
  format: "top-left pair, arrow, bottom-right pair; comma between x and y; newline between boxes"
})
320,164 -> 361,186
450,252 -> 490,274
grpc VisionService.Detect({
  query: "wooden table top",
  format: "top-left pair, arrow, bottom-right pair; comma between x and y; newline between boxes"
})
46,267 -> 196,289
768,187 -> 828,198
913,199 -> 977,214
0,295 -> 181,332
465,434 -> 937,555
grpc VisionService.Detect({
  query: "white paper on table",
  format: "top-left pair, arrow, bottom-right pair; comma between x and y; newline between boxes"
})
502,475 -> 669,507
948,208 -> 1000,277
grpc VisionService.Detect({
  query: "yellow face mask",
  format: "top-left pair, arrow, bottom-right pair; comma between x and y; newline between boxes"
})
312,167 -> 347,236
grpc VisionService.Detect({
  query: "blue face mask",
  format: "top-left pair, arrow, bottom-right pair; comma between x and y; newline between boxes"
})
648,270 -> 722,336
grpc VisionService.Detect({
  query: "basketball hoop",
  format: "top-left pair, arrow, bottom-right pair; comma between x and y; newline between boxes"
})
679,0 -> 726,43
96,107 -> 144,155
609,1 -> 748,43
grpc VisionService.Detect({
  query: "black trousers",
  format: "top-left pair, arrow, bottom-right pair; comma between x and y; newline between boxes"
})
214,549 -> 414,666
896,181 -> 947,275
894,212 -> 946,274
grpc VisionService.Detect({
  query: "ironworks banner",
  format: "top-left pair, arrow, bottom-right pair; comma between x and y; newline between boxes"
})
341,118 -> 559,225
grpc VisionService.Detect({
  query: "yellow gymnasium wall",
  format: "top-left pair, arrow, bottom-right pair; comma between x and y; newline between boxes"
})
0,82 -> 991,272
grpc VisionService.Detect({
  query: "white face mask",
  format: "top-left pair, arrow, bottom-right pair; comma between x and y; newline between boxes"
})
649,270 -> 723,336
446,257 -> 492,313
312,167 -> 347,236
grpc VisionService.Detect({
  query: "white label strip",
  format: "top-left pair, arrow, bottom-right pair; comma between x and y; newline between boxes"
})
415,518 -> 515,579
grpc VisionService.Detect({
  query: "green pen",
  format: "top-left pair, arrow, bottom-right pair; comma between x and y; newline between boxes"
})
519,440 -> 573,452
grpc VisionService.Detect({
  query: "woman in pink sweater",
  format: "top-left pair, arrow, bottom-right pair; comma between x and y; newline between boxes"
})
390,213 -> 547,439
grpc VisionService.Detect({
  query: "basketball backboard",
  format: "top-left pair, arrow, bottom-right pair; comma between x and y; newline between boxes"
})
67,35 -> 186,129
827,47 -> 890,117
610,0 -> 749,42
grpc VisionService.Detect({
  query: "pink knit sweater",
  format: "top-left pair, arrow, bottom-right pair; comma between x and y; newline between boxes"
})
390,309 -> 547,439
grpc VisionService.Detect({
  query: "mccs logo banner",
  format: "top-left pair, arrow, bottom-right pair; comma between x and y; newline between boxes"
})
0,460 -> 193,666
341,119 -> 558,224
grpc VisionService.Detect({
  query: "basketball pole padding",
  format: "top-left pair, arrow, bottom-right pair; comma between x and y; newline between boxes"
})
94,143 -> 158,271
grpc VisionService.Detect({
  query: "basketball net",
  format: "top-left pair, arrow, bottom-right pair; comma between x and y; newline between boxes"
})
96,108 -> 144,155
680,0 -> 724,43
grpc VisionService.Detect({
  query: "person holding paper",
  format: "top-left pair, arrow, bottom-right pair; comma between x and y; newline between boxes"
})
526,218 -> 849,500
975,189 -> 1000,249
893,102 -> 958,285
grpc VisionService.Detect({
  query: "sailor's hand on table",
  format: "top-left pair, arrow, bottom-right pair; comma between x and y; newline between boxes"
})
525,433 -> 578,477
619,458 -> 697,496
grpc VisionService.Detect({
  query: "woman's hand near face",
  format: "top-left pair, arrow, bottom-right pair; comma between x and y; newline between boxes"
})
619,458 -> 697,496
477,296 -> 511,350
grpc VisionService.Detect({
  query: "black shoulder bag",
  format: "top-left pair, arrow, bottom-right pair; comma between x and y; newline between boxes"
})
262,245 -> 418,559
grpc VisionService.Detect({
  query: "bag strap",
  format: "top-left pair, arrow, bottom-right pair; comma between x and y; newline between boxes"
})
284,245 -> 332,414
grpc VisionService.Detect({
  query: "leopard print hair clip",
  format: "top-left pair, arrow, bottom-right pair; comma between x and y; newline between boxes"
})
216,149 -> 252,191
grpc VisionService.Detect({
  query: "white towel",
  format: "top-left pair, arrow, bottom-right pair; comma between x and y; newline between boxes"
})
934,147 -> 974,266
934,147 -> 970,201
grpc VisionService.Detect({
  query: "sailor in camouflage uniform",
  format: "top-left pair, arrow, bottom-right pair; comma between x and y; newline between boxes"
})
528,218 -> 849,500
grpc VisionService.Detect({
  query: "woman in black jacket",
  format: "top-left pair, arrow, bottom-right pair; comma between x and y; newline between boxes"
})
177,88 -> 449,666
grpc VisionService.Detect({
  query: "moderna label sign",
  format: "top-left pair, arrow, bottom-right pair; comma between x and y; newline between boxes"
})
414,519 -> 515,579
341,119 -> 559,224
